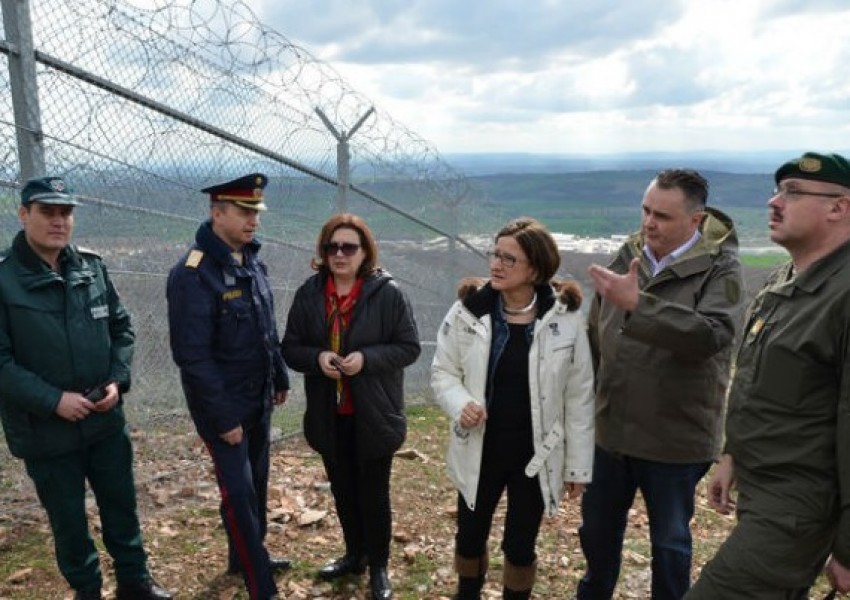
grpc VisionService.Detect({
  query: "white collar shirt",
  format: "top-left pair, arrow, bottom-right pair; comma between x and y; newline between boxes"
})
643,229 -> 702,277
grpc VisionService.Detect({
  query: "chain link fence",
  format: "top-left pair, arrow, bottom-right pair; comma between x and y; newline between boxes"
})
0,0 -> 505,452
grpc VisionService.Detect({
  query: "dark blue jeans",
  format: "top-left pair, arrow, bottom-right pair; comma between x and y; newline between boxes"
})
577,446 -> 710,600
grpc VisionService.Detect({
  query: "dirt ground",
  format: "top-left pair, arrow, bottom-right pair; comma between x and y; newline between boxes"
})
0,252 -> 810,600
0,403 -> 836,600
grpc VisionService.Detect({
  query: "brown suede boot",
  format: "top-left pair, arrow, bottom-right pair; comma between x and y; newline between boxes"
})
452,550 -> 488,600
502,559 -> 536,600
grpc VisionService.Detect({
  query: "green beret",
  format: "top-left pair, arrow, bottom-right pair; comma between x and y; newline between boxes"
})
774,152 -> 850,188
20,176 -> 78,206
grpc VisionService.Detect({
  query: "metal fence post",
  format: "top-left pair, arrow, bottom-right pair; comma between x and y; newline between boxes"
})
315,106 -> 375,213
0,0 -> 498,438
1,0 -> 44,180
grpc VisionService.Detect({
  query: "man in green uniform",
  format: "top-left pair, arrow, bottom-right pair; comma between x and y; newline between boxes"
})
686,152 -> 850,599
0,177 -> 173,600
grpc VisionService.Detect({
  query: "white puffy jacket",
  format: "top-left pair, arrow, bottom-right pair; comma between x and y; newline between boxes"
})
431,280 -> 595,516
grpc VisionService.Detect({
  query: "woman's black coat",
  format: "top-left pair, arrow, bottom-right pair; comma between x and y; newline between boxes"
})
281,270 -> 421,460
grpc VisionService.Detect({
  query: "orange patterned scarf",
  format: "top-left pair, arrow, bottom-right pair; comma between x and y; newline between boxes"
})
325,275 -> 363,414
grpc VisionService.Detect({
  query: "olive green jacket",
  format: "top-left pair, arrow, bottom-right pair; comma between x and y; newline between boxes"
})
726,239 -> 850,567
0,231 -> 134,459
589,207 -> 745,463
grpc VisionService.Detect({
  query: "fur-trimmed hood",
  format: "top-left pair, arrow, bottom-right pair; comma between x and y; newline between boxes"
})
456,276 -> 583,316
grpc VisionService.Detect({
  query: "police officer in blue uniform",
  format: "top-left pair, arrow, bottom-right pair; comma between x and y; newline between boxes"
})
167,173 -> 291,600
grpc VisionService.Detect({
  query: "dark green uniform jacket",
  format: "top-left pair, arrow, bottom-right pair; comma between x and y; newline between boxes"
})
589,207 -> 744,463
0,231 -> 134,459
726,238 -> 850,568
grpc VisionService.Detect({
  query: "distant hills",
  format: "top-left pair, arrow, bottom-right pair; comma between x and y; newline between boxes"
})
352,153 -> 810,245
438,153 -> 819,245
443,150 -> 850,176
467,169 -> 773,210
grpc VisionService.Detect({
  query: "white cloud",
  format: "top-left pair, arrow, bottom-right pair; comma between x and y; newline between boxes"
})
246,0 -> 850,154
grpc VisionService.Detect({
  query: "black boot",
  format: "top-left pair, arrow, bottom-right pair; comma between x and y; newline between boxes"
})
452,551 -> 488,600
453,576 -> 485,600
115,577 -> 173,600
74,589 -> 102,600
369,565 -> 393,600
317,554 -> 368,580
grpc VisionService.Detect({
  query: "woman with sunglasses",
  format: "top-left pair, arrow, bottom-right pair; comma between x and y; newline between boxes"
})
281,213 -> 420,600
431,217 -> 595,600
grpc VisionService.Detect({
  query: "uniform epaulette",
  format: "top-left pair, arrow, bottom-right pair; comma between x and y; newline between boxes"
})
185,249 -> 204,269
76,246 -> 102,259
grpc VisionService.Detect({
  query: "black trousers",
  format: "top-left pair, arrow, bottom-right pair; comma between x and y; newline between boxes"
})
322,414 -> 394,568
205,411 -> 275,600
456,428 -> 544,566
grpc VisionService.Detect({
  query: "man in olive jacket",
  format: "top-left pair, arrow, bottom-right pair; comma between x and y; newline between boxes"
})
687,152 -> 850,599
0,177 -> 171,600
576,169 -> 744,600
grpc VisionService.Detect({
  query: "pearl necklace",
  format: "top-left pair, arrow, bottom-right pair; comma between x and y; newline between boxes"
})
502,292 -> 537,315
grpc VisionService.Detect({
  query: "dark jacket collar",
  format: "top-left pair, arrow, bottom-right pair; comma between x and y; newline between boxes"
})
10,231 -> 97,290
305,269 -> 393,302
12,230 -> 76,274
770,238 -> 850,297
462,281 -> 556,319
195,219 -> 261,265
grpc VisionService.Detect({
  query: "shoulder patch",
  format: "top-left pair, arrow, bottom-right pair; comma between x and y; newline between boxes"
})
185,249 -> 204,268
725,277 -> 741,304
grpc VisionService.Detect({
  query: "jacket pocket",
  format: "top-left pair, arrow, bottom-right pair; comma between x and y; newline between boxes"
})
538,341 -> 575,395
217,299 -> 254,351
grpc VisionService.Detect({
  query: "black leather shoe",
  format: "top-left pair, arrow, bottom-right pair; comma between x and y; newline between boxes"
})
317,554 -> 368,580
269,557 -> 292,572
115,577 -> 173,600
228,557 -> 292,575
74,589 -> 102,600
369,566 -> 393,600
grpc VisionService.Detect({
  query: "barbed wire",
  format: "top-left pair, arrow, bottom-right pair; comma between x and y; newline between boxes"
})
0,0 -> 506,479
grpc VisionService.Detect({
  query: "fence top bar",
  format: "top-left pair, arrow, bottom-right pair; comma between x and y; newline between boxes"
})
0,38 -> 487,259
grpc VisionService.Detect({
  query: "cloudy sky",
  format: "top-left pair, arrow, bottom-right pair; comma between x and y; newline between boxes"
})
246,1 -> 850,155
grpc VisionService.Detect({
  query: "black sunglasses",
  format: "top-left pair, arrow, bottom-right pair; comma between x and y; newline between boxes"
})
323,242 -> 360,256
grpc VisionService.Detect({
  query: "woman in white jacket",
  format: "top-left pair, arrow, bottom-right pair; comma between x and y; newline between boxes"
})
431,217 -> 595,600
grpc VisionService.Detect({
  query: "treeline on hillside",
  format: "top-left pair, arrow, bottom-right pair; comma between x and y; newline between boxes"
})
37,169 -> 775,242
471,170 -> 774,209
470,171 -> 775,241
